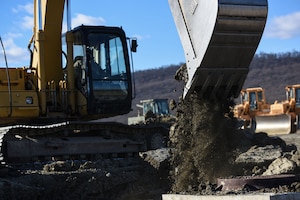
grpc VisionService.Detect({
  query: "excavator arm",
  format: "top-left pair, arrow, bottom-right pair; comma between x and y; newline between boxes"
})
30,0 -> 66,115
169,0 -> 268,100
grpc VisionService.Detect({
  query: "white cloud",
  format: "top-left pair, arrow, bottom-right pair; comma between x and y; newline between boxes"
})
21,16 -> 34,30
12,3 -> 34,15
132,34 -> 143,40
62,13 -> 106,32
11,3 -> 34,30
131,34 -> 151,41
1,10 -> 106,66
5,32 -> 23,39
0,35 -> 29,67
72,13 -> 105,27
266,11 -> 300,39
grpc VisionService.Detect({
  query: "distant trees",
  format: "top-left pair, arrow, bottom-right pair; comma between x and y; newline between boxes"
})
244,51 -> 300,102
133,64 -> 184,101
133,51 -> 300,105
110,51 -> 300,123
134,51 -> 300,107
251,51 -> 300,68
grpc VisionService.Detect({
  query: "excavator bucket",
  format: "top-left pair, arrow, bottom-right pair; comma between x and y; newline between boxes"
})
168,0 -> 268,100
255,114 -> 292,135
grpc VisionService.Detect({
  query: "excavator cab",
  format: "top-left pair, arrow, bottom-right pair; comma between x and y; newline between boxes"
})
234,87 -> 270,129
285,85 -> 300,118
63,26 -> 135,117
286,85 -> 300,109
296,87 -> 300,109
248,90 -> 264,111
237,87 -> 268,115
128,99 -> 171,125
142,99 -> 170,117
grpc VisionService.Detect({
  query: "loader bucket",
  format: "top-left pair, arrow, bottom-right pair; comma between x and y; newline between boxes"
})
168,0 -> 268,100
255,114 -> 292,135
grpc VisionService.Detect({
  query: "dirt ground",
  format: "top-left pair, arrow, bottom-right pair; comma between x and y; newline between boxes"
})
0,152 -> 171,200
168,92 -> 300,195
1,92 -> 300,199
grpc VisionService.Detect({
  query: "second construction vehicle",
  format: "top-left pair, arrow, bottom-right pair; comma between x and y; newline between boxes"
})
127,99 -> 176,149
234,85 -> 300,135
128,99 -> 176,126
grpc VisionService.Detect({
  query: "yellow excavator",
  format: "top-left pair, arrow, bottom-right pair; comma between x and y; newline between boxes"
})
0,0 -> 268,163
234,85 -> 300,135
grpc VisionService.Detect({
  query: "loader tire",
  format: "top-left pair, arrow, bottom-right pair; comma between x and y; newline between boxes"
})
291,115 -> 300,133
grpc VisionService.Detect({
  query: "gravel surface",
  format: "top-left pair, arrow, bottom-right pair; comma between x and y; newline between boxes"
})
1,129 -> 300,199
168,92 -> 300,195
0,152 -> 171,200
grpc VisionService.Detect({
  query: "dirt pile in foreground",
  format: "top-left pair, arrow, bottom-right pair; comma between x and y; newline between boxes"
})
169,92 -> 300,194
169,93 -> 244,192
0,156 -> 170,200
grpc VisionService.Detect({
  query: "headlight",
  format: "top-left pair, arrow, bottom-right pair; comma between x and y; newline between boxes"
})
26,97 -> 33,104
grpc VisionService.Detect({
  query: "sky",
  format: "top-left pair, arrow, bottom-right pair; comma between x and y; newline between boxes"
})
0,0 -> 300,71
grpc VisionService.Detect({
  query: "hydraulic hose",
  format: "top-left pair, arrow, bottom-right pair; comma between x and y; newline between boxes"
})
0,37 -> 12,117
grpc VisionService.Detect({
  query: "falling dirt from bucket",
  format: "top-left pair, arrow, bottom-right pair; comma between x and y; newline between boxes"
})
169,92 -> 253,193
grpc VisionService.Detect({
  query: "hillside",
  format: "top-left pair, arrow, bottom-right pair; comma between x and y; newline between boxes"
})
244,51 -> 300,103
105,51 -> 300,124
133,64 -> 184,101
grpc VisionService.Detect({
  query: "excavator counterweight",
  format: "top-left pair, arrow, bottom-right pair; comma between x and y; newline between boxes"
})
169,0 -> 268,100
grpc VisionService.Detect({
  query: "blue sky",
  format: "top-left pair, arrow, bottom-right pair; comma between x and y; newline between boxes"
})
0,1 -> 300,71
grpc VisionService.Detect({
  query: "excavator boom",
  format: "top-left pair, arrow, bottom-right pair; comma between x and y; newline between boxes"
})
169,0 -> 268,99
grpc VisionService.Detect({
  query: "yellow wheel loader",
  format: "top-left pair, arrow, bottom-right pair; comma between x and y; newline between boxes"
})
234,85 -> 300,135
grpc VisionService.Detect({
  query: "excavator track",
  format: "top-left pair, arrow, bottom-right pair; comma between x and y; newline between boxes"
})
0,121 -> 169,164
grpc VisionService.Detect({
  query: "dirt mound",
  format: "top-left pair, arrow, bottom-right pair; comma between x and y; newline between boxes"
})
0,157 -> 171,200
168,92 -> 300,194
169,93 -> 241,192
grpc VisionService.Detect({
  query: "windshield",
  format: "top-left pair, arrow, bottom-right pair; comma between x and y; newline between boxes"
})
88,32 -> 129,101
249,92 -> 257,111
143,100 -> 170,115
88,33 -> 127,78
